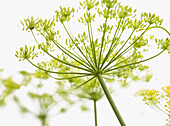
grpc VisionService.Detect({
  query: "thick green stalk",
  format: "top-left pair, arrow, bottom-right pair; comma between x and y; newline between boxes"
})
94,100 -> 98,126
96,73 -> 126,126
41,118 -> 46,126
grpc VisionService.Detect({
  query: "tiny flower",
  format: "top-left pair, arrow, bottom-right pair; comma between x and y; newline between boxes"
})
55,7 -> 75,22
15,45 -> 38,61
20,17 -> 40,31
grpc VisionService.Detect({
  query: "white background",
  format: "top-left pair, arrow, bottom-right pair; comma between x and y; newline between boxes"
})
0,0 -> 170,126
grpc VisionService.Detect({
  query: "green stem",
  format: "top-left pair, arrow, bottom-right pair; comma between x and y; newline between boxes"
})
81,37 -> 96,70
102,25 -> 149,71
87,20 -> 97,68
41,30 -> 92,69
27,58 -> 89,75
87,11 -> 97,68
62,22 -> 95,70
72,76 -> 95,89
96,73 -> 126,126
104,50 -> 134,72
105,50 -> 165,73
42,119 -> 45,126
100,18 -> 123,69
48,73 -> 92,80
94,100 -> 98,126
98,8 -> 110,69
108,30 -> 135,64
151,100 -> 168,115
51,39 -> 93,71
31,31 -> 91,72
150,26 -> 170,36
40,117 -> 47,126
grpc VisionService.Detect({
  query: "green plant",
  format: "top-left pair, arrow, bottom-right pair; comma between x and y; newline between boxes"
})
136,86 -> 170,126
14,91 -> 72,126
0,69 -> 31,106
71,79 -> 105,126
12,71 -> 75,126
16,0 -> 170,125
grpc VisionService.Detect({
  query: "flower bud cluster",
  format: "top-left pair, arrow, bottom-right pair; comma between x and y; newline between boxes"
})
128,19 -> 146,30
137,89 -> 160,105
133,36 -> 148,48
163,86 -> 170,97
101,0 -> 117,9
117,5 -> 133,19
78,11 -> 96,23
97,23 -> 113,33
20,17 -> 40,31
38,41 -> 55,55
15,45 -> 38,61
155,38 -> 170,52
36,18 -> 56,37
137,86 -> 170,124
55,6 -> 75,22
141,12 -> 163,25
79,0 -> 99,10
2,77 -> 20,90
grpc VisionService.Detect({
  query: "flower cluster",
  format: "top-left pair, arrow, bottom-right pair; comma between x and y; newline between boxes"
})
163,86 -> 170,97
20,17 -> 40,31
16,1 -> 170,125
133,36 -> 148,48
137,86 -> 170,125
141,12 -> 163,25
78,11 -> 96,23
101,0 -> 117,9
137,89 -> 160,105
79,0 -> 99,10
155,38 -> 170,52
15,45 -> 38,61
55,6 -> 75,22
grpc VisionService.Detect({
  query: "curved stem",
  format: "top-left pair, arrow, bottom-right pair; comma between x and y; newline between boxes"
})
102,25 -> 148,71
96,73 -> 126,126
27,58 -> 90,75
106,25 -> 150,70
93,100 -> 98,126
105,50 -> 165,73
66,21 -> 74,38
43,31 -> 93,70
151,100 -> 168,115
104,50 -> 134,72
150,26 -> 170,36
51,39 -> 93,71
73,49 -> 94,70
105,30 -> 135,68
31,31 -> 92,72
